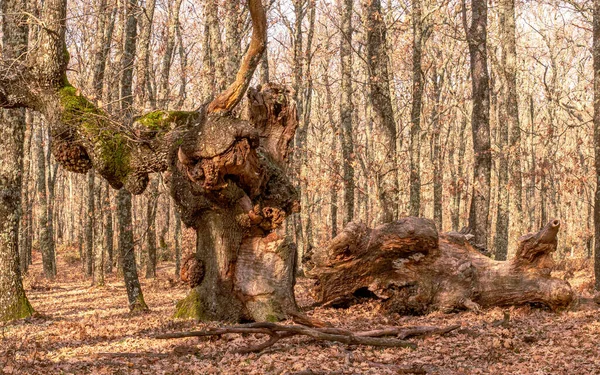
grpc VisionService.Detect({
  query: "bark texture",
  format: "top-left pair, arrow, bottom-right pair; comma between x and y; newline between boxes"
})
0,0 -> 298,322
594,0 -> 600,291
464,0 -> 491,249
364,0 -> 399,223
305,218 -> 573,314
340,0 -> 355,225
0,0 -> 34,321
410,0 -> 423,218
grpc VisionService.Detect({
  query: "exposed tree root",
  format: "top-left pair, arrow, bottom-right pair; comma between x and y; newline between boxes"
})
153,322 -> 460,353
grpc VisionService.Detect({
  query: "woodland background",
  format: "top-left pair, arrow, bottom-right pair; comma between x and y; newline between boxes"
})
15,0 -> 596,278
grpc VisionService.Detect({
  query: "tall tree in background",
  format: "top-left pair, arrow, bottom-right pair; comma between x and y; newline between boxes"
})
593,0 -> 600,291
0,0 -> 35,321
85,170 -> 94,276
19,114 -> 33,273
463,0 -> 491,248
340,0 -> 355,225
410,0 -> 424,218
118,0 -> 149,311
157,0 -> 184,108
363,0 -> 399,223
135,0 -> 155,109
495,0 -> 520,260
36,120 -> 57,278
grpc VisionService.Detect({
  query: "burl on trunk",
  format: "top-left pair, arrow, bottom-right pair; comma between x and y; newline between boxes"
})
304,218 -> 573,314
172,84 -> 300,322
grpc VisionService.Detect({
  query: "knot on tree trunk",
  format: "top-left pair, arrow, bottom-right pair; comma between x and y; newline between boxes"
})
180,253 -> 205,288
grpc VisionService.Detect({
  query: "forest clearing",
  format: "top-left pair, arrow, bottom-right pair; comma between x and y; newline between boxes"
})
1,250 -> 599,375
3,0 -> 600,373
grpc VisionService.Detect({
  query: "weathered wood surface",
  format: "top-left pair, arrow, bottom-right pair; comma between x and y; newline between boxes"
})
305,218 -> 573,314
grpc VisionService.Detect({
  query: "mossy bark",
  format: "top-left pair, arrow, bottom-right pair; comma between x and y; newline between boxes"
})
0,108 -> 35,322
174,210 -> 298,322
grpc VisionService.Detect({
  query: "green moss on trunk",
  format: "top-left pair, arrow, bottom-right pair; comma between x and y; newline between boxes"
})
130,292 -> 149,313
0,293 -> 34,322
173,288 -> 206,321
58,84 -> 131,182
136,110 -> 199,131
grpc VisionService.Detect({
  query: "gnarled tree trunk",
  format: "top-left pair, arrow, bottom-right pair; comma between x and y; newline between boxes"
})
0,0 -> 298,322
305,218 -> 573,314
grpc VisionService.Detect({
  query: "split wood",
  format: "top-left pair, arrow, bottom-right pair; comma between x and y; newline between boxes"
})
153,322 -> 460,354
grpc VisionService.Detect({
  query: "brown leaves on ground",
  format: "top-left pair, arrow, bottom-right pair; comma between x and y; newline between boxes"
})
1,253 -> 600,375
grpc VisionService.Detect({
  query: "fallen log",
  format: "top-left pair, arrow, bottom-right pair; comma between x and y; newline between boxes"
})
304,218 -> 574,314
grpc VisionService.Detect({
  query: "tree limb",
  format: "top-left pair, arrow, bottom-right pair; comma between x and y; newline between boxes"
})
152,322 -> 461,352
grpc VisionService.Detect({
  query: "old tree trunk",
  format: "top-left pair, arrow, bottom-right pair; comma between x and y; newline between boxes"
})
304,218 -> 573,314
0,0 -> 299,322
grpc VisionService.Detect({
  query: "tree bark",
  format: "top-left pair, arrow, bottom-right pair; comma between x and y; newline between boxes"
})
305,218 -> 573,314
135,0 -> 156,109
409,0 -> 423,218
104,181 -> 114,273
593,0 -> 600,291
19,111 -> 33,274
494,0 -> 518,260
364,0 -> 399,224
157,0 -> 184,108
93,181 -> 105,286
340,0 -> 355,225
431,65 -> 443,230
145,177 -> 159,279
1,0 -> 297,322
174,208 -> 182,278
117,0 -> 149,311
85,170 -> 95,276
0,0 -> 34,322
500,0 -> 522,233
464,0 -> 491,249
117,188 -> 149,311
36,120 -> 57,278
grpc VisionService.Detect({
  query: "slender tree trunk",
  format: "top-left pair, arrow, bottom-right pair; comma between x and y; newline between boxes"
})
19,111 -> 33,274
593,0 -> 600,291
494,0 -> 518,260
157,0 -> 183,108
117,188 -> 148,310
93,182 -> 105,286
36,121 -> 56,278
104,182 -> 114,273
85,170 -> 95,276
118,0 -> 148,311
431,65 -> 443,230
175,21 -> 187,109
364,0 -> 399,223
324,68 -> 339,238
410,0 -> 423,217
224,0 -> 243,78
500,0 -> 522,233
145,177 -> 159,278
135,0 -> 156,108
0,0 -> 34,321
206,0 -> 226,92
45,128 -> 58,276
340,0 -> 355,225
528,96 -> 536,231
464,0 -> 491,248
174,209 -> 182,278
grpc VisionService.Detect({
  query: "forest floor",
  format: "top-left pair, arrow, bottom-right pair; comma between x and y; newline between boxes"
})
1,251 -> 600,375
